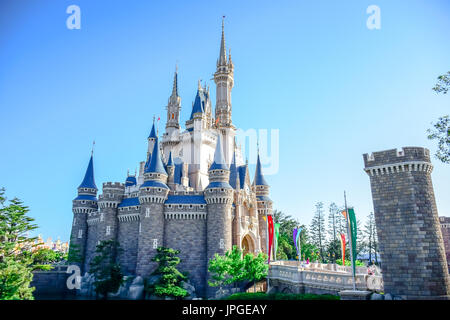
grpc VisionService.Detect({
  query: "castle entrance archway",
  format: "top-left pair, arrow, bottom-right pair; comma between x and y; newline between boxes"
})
241,234 -> 255,256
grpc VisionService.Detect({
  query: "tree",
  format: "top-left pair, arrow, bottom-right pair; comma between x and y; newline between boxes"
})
0,188 -> 38,300
208,252 -> 231,292
432,71 -> 450,94
67,242 -> 83,264
363,212 -> 377,263
309,202 -> 326,262
242,253 -> 268,293
89,239 -> 124,300
428,72 -> 450,164
427,115 -> 450,164
327,202 -> 340,242
147,247 -> 188,299
225,246 -> 245,288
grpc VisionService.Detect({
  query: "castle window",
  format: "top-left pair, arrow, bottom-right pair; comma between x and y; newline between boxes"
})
190,205 -> 193,209
152,239 -> 158,249
78,229 -> 83,239
179,205 -> 183,209
106,226 -> 111,235
172,113 -> 174,119
168,205 -> 172,208
73,218 -> 77,225
219,238 -> 224,249
145,208 -> 150,218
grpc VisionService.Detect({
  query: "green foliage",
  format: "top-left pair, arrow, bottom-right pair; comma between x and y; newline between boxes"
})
427,115 -> 450,164
146,247 -> 188,299
223,292 -> 339,300
336,258 -> 365,267
208,246 -> 268,292
89,240 -> 124,300
432,71 -> 450,95
67,242 -> 83,264
0,188 -> 38,300
309,202 -> 326,261
208,253 -> 231,289
242,252 -> 268,292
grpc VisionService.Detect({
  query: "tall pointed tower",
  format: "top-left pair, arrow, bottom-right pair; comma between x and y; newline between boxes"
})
70,153 -> 98,272
205,134 -> 234,296
214,18 -> 235,164
254,152 -> 273,258
136,137 -> 169,276
165,67 -> 181,137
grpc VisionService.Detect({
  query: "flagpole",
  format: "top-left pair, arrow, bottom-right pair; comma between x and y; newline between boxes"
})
344,191 -> 356,291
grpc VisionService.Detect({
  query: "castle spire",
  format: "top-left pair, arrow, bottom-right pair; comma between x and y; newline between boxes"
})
210,134 -> 229,171
253,151 -> 269,186
171,65 -> 179,98
145,137 -> 167,175
218,16 -> 227,66
78,153 -> 97,190
148,116 -> 157,139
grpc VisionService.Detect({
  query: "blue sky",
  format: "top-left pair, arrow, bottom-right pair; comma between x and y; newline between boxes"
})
0,0 -> 449,241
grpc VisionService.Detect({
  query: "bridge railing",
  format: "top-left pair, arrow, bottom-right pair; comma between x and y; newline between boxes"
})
268,261 -> 384,292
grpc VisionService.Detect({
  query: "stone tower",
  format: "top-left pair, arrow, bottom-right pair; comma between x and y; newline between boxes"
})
165,68 -> 181,138
214,19 -> 235,164
70,154 -> 98,272
98,182 -> 124,243
136,137 -> 169,277
254,152 -> 273,258
363,147 -> 450,299
205,134 -> 233,296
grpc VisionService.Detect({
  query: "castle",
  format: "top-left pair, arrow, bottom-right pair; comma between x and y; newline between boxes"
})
69,21 -> 273,298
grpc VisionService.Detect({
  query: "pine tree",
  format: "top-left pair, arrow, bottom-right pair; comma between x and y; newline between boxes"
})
0,188 -> 38,300
89,240 -> 124,300
148,247 -> 188,299
309,202 -> 326,262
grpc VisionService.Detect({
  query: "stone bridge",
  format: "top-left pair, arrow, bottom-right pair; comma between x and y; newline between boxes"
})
268,261 -> 383,296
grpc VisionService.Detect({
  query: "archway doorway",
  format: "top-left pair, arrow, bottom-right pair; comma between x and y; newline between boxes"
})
241,234 -> 255,256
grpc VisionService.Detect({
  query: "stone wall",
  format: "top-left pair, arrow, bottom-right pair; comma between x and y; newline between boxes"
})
31,266 -> 73,298
164,217 -> 207,297
439,216 -> 450,272
363,147 -> 450,299
117,218 -> 139,275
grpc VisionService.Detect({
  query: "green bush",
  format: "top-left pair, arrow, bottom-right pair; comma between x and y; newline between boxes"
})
223,292 -> 339,300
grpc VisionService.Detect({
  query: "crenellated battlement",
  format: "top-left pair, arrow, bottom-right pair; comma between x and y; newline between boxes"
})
363,147 -> 430,168
102,182 -> 126,190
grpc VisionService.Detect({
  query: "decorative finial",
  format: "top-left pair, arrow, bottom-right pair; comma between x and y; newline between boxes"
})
91,140 -> 95,156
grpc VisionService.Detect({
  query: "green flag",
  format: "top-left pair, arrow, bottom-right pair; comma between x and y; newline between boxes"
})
348,208 -> 357,275
274,223 -> 280,260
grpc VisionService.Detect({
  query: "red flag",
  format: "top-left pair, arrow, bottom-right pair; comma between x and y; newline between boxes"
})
157,116 -> 160,121
267,215 -> 274,264
340,233 -> 346,266
215,117 -> 220,125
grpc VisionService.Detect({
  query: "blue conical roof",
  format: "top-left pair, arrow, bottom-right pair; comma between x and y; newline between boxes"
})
210,135 -> 229,171
145,138 -> 167,175
167,151 -> 174,167
148,121 -> 157,139
253,153 -> 269,186
189,86 -> 207,120
78,155 -> 97,189
229,149 -> 238,188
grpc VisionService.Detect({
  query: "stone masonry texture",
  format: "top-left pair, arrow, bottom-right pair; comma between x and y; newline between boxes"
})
363,147 -> 450,299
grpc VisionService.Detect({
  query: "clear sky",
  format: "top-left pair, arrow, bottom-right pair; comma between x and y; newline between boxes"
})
0,0 -> 449,242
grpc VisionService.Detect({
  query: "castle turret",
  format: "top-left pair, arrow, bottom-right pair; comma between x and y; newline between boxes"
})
70,153 -> 98,272
254,152 -> 273,258
165,67 -> 181,137
147,118 -> 157,158
98,182 -> 125,243
166,151 -> 175,189
363,147 -> 450,299
205,134 -> 233,296
214,18 -> 234,129
136,137 -> 169,276
214,18 -> 235,164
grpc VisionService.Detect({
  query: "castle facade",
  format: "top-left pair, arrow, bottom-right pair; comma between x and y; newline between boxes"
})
69,21 -> 273,297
